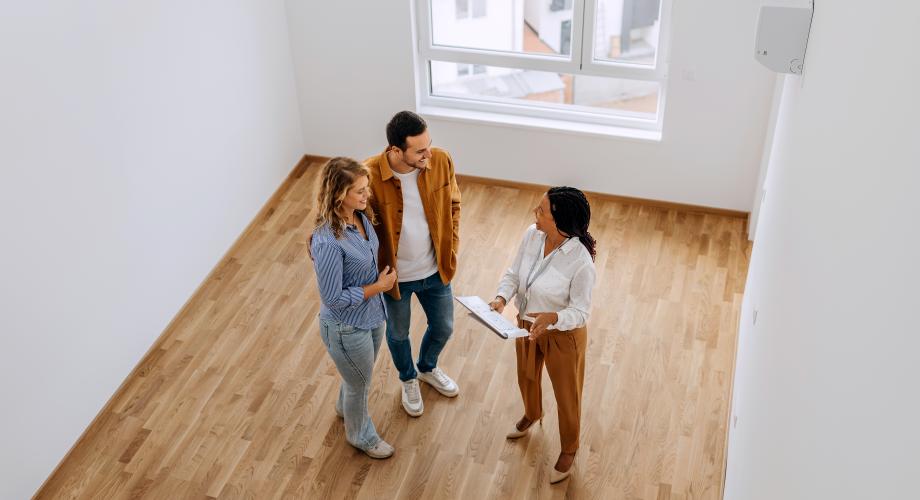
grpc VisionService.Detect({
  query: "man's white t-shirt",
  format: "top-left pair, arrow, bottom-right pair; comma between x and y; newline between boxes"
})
392,168 -> 439,282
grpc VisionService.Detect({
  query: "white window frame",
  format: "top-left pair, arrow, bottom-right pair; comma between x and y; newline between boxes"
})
414,0 -> 673,136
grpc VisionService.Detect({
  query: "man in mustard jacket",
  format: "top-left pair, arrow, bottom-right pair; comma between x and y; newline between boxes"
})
365,111 -> 461,417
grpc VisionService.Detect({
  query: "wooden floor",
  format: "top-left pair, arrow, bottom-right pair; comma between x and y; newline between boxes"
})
37,159 -> 751,500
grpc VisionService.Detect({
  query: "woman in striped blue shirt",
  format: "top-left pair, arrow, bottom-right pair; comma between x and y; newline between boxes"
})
310,157 -> 398,459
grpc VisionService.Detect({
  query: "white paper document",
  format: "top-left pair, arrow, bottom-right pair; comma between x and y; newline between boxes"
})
455,296 -> 530,339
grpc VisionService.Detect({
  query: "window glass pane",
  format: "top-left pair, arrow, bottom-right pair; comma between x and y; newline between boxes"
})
455,0 -> 468,19
550,0 -> 573,12
472,0 -> 487,18
431,0 -> 573,57
430,60 -> 659,118
594,0 -> 661,65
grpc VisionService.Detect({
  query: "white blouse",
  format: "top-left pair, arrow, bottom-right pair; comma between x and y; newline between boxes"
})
496,224 -> 596,331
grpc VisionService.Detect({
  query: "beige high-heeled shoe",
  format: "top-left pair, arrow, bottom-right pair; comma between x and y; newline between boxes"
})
505,417 -> 539,439
550,453 -> 576,483
549,464 -> 573,483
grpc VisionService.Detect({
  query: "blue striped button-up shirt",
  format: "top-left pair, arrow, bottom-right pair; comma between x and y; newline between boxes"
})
310,212 -> 386,330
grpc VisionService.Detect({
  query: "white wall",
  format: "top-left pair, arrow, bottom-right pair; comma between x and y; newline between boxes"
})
726,2 -> 920,498
429,0 -> 518,85
535,6 -> 572,53
285,0 -> 775,211
524,0 -> 543,29
430,0 -> 516,51
747,73 -> 783,239
0,2 -> 304,498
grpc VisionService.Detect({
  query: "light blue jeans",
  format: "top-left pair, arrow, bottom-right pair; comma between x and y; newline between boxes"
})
319,318 -> 385,451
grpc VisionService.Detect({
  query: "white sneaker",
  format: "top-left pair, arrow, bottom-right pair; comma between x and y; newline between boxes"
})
418,367 -> 459,397
364,440 -> 394,459
401,379 -> 424,417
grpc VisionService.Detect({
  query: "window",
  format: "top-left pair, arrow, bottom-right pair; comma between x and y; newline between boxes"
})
417,0 -> 670,135
550,0 -> 574,12
456,63 -> 487,76
455,0 -> 468,19
473,0 -> 486,18
455,0 -> 487,20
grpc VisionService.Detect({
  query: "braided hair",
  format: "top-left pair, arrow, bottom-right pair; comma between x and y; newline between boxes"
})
547,186 -> 596,261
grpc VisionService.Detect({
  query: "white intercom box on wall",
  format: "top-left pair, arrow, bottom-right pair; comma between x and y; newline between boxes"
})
754,1 -> 814,74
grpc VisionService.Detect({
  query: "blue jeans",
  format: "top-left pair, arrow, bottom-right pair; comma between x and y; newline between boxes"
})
319,318 -> 385,451
383,272 -> 454,382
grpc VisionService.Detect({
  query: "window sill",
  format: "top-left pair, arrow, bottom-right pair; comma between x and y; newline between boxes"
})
417,105 -> 663,142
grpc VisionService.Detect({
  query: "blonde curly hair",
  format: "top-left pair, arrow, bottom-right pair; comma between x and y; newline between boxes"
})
314,157 -> 376,238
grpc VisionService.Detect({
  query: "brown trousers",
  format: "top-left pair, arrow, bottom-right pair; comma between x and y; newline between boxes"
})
515,320 -> 587,454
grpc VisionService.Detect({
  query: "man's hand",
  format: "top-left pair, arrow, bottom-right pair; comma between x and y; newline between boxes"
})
488,296 -> 506,313
525,312 -> 558,340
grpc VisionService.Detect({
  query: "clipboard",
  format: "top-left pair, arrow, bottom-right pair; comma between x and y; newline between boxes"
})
455,296 -> 529,339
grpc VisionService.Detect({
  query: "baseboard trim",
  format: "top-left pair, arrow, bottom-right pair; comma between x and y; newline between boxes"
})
456,173 -> 749,219
33,154 -> 315,497
300,154 -> 748,219
301,154 -> 331,167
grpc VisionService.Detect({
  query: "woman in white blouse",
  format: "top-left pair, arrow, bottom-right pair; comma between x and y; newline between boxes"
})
489,186 -> 596,484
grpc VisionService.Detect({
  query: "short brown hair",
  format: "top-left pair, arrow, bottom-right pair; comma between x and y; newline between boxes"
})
386,111 -> 427,151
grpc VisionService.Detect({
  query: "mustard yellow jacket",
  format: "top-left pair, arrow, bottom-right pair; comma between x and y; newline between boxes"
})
364,148 -> 461,299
